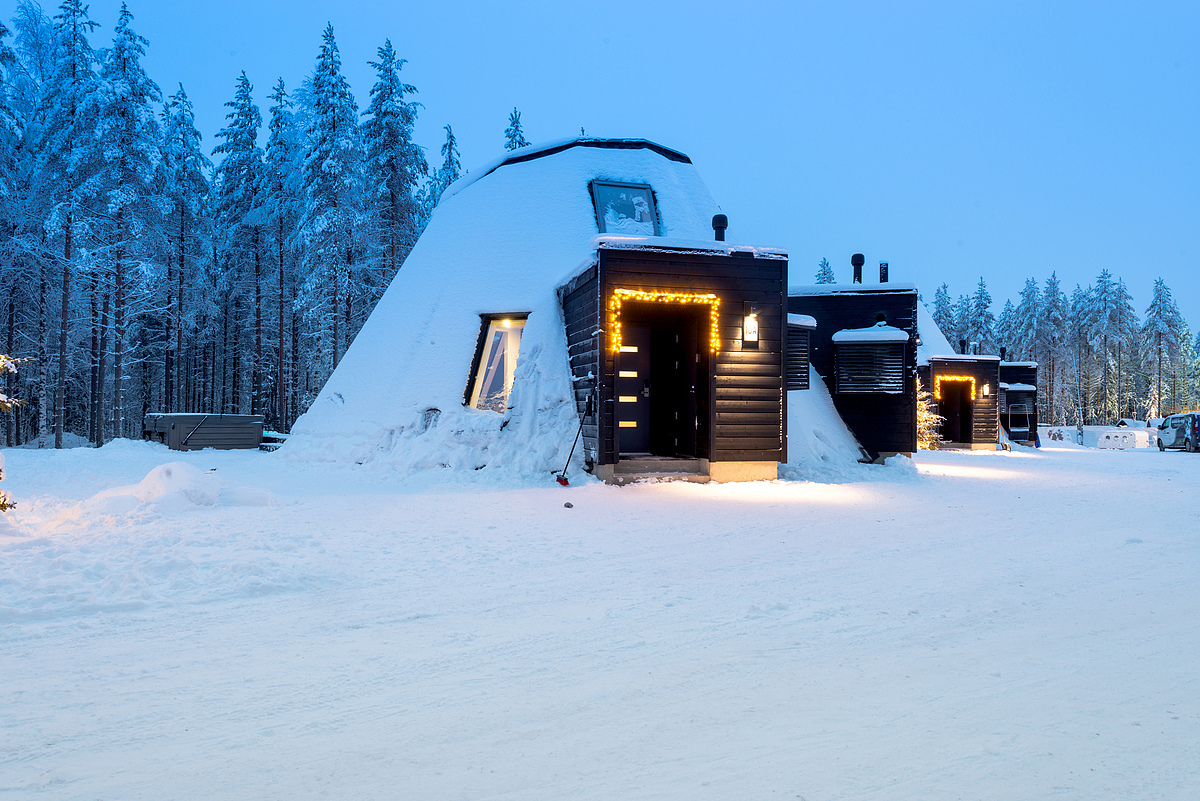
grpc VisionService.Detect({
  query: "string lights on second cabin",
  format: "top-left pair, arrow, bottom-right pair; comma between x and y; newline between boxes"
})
934,374 -> 977,401
608,288 -> 721,353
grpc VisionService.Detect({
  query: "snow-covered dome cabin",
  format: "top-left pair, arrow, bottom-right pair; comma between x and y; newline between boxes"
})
285,138 -> 788,483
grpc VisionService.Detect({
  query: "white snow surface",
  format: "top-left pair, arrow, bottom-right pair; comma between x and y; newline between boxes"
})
286,141 -> 722,479
3,438 -> 1198,799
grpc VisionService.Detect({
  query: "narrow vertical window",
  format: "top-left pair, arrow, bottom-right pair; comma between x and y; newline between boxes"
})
467,316 -> 527,412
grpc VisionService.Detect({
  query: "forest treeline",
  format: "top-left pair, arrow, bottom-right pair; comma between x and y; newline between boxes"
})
0,1 -> 527,448
815,258 -> 1197,425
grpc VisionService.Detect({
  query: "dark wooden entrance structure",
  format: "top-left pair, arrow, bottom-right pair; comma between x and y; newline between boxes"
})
559,242 -> 786,482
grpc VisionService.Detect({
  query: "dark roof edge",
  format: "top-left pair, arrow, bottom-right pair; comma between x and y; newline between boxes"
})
485,138 -> 691,178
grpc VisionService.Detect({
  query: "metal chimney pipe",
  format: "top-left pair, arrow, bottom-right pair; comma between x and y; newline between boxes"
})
959,338 -> 967,355
851,253 -> 864,284
1000,346 -> 1007,361
879,261 -> 889,283
712,214 -> 728,242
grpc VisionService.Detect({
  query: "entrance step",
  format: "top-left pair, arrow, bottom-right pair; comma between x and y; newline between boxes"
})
612,456 -> 709,484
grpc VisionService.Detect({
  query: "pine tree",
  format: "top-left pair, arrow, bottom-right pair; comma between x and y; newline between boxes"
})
815,257 -> 835,284
503,106 -> 529,151
362,39 -> 426,282
161,84 -> 211,414
915,376 -> 943,449
1011,278 -> 1041,362
213,71 -> 264,414
995,300 -> 1017,357
952,294 -> 971,352
299,23 -> 366,373
93,2 -> 163,439
967,277 -> 995,354
1110,278 -> 1139,420
931,283 -> 954,343
424,123 -> 463,212
1038,272 -> 1067,423
1142,277 -> 1184,419
37,0 -> 101,448
263,77 -> 302,430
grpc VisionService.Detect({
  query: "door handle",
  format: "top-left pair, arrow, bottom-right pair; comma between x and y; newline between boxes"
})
642,380 -> 650,398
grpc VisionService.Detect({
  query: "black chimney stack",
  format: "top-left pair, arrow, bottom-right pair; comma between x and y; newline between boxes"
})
879,261 -> 889,283
1000,346 -> 1007,361
712,214 -> 728,242
851,253 -> 864,284
959,338 -> 967,355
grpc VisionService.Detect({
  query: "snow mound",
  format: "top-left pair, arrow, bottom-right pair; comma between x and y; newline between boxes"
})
780,366 -> 920,484
75,462 -> 279,519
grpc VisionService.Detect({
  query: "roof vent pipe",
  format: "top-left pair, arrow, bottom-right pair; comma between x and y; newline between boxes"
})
712,214 -> 728,242
1000,346 -> 1007,361
879,261 -> 889,283
851,253 -> 864,284
959,338 -> 967,355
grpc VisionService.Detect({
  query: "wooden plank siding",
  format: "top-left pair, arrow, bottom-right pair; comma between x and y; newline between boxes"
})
788,288 -> 918,456
558,262 -> 602,468
595,247 -> 787,466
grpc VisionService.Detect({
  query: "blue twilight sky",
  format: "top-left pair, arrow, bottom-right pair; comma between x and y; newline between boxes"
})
6,0 -> 1198,329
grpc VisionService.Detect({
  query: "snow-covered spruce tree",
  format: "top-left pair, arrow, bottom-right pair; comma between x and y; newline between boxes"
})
1038,272 -> 1068,423
815,257 -> 835,284
1010,278 -> 1041,363
1110,278 -> 1139,420
92,2 -> 163,439
424,123 -> 463,212
1067,283 -> 1096,423
262,77 -> 303,430
362,39 -> 426,285
213,71 -> 264,414
1141,277 -> 1184,418
36,0 -> 101,448
503,106 -> 529,151
966,277 -> 995,354
299,24 -> 366,375
952,293 -> 970,351
161,84 -> 212,415
931,283 -> 954,343
995,299 -> 1017,357
1086,268 -> 1120,421
915,375 -> 943,450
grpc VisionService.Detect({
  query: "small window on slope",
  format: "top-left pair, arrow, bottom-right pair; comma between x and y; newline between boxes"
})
466,315 -> 528,413
590,181 -> 659,235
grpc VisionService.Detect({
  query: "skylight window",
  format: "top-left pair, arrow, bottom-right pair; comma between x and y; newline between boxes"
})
466,315 -> 527,413
590,181 -> 659,235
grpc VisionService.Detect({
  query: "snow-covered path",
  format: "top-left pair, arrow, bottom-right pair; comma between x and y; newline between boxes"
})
1,443 -> 1197,799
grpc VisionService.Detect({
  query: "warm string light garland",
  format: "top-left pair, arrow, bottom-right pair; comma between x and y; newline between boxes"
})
608,288 -> 722,353
934,374 -> 976,401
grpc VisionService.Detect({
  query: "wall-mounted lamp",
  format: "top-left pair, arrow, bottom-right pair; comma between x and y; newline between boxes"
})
982,383 -> 991,397
743,302 -> 759,345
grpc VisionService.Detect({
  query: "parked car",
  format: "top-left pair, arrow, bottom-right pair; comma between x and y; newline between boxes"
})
1157,413 -> 1199,452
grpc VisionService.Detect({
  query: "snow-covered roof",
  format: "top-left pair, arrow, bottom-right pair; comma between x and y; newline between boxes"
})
286,138 -> 726,475
1005,383 -> 1037,392
927,354 -> 1002,362
789,282 -> 917,296
831,322 -> 909,343
1000,361 -> 1039,368
916,301 -> 957,365
788,313 -> 817,330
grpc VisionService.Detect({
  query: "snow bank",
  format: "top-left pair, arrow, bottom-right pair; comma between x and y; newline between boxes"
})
780,366 -> 919,483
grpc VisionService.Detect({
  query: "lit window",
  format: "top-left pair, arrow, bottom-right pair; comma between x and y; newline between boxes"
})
467,316 -> 527,413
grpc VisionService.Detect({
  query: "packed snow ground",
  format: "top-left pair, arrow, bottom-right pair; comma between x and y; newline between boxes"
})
1,442 -> 1197,800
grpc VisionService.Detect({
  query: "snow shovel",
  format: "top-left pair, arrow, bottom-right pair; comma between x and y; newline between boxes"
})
556,393 -> 594,486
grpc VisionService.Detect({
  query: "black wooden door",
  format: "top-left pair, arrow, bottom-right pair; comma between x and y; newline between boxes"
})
616,325 -> 652,453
